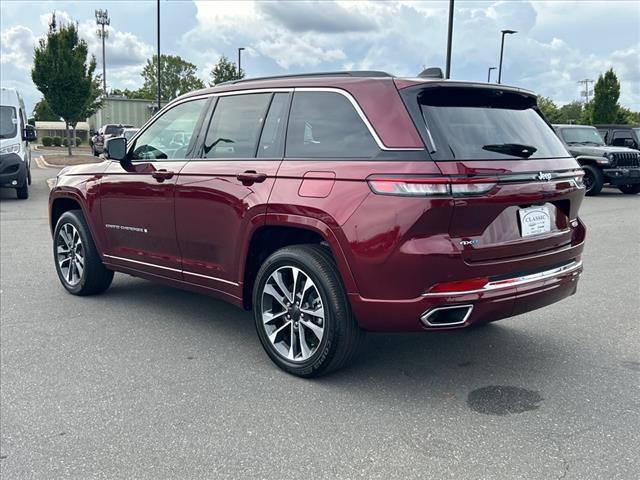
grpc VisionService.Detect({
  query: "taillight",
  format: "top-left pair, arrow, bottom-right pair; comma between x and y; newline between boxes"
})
367,175 -> 497,197
428,277 -> 489,293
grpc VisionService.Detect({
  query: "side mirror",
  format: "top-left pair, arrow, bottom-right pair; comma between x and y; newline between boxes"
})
104,136 -> 127,161
623,138 -> 636,148
23,125 -> 37,142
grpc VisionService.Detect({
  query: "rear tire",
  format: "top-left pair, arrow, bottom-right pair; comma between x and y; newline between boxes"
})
54,210 -> 114,295
252,244 -> 363,377
582,165 -> 603,196
618,184 -> 640,195
16,183 -> 28,199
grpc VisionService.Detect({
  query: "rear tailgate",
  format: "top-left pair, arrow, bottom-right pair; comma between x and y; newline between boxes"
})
436,158 -> 583,262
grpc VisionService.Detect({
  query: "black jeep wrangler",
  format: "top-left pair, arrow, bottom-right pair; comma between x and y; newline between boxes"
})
553,124 -> 640,196
595,124 -> 640,150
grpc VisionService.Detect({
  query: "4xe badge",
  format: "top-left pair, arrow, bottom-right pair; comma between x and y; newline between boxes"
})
536,172 -> 553,181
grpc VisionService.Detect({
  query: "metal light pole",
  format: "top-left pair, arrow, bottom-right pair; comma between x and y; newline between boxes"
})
444,0 -> 454,79
237,47 -> 245,79
156,0 -> 161,110
95,9 -> 110,94
497,29 -> 517,84
487,66 -> 497,83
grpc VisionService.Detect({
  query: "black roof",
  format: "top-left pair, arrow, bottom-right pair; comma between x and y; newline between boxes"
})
594,124 -> 640,129
218,70 -> 394,86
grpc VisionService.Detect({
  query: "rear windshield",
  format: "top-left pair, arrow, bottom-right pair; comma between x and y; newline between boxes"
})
0,106 -> 18,139
418,87 -> 569,160
104,125 -> 121,135
558,127 -> 605,146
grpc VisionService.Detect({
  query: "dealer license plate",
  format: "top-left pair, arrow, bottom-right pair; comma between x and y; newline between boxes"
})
519,206 -> 551,237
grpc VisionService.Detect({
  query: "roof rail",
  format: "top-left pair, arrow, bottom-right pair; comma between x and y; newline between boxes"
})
217,70 -> 394,86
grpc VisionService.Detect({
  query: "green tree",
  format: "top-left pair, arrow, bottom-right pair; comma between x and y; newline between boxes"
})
592,68 -> 621,124
557,101 -> 584,124
110,88 -> 144,99
139,54 -> 205,101
581,100 -> 594,125
616,106 -> 640,125
209,55 -> 244,85
537,96 -> 561,123
32,14 -> 100,155
32,97 -> 59,121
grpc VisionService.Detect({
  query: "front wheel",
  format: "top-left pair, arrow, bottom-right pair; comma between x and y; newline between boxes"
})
54,210 -> 114,295
252,244 -> 363,377
582,165 -> 604,196
618,184 -> 640,195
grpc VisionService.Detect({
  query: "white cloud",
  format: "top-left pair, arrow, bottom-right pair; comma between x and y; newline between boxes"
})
0,25 -> 37,70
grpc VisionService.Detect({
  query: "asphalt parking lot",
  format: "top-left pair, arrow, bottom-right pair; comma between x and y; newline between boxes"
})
1,164 -> 638,479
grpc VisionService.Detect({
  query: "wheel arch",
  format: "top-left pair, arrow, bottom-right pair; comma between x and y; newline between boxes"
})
49,192 -> 104,256
241,215 -> 358,310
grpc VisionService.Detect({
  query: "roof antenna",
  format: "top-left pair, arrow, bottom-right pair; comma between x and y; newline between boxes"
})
417,67 -> 444,79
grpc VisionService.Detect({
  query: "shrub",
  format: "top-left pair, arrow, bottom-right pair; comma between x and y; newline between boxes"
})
62,138 -> 69,147
42,136 -> 53,147
75,138 -> 82,146
52,136 -> 62,147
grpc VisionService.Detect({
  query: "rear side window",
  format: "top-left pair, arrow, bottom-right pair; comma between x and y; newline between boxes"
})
285,91 -> 378,158
611,131 -> 633,147
203,93 -> 271,159
418,87 -> 569,160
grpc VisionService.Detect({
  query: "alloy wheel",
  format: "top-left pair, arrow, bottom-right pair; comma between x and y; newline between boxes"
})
261,265 -> 325,362
56,223 -> 85,286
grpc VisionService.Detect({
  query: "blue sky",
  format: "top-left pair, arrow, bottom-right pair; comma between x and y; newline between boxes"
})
1,0 -> 639,114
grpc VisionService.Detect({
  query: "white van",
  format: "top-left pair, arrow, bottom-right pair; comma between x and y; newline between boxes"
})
1,88 -> 36,199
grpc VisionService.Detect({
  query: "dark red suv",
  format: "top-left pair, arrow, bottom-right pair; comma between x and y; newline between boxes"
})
49,71 -> 586,376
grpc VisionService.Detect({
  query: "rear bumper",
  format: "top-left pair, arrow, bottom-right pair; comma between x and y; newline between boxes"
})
0,153 -> 27,188
350,255 -> 583,332
603,168 -> 640,184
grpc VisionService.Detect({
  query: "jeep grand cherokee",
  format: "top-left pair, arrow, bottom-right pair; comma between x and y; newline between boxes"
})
49,71 -> 586,377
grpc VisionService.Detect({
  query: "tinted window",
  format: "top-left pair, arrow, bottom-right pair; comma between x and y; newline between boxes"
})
203,93 -> 271,159
559,127 -> 605,146
419,87 -> 569,160
0,106 -> 17,139
286,91 -> 378,158
105,125 -> 120,135
612,131 -> 633,147
131,99 -> 206,161
257,93 -> 289,158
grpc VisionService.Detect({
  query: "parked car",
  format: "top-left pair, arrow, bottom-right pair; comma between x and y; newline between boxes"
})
91,123 -> 134,156
120,128 -> 140,141
49,70 -> 586,376
595,124 -> 640,150
1,87 -> 36,199
554,124 -> 640,195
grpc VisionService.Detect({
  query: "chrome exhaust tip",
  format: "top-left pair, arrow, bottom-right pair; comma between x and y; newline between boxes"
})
420,305 -> 473,327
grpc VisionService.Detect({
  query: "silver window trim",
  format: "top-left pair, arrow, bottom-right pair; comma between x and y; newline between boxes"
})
131,87 -> 425,154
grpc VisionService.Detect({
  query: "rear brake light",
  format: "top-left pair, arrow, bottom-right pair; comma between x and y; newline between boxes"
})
367,176 -> 497,197
429,277 -> 489,293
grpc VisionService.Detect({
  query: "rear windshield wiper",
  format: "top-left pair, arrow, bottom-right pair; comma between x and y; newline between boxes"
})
482,143 -> 537,158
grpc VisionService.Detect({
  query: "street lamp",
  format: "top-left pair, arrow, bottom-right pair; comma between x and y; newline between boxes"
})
95,9 -> 110,94
498,29 -> 517,84
487,66 -> 497,83
237,47 -> 245,79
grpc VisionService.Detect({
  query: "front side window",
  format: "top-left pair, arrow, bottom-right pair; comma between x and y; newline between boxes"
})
559,127 -> 605,146
203,93 -> 271,159
131,99 -> 206,161
419,87 -> 570,160
0,106 -> 17,139
612,131 -> 633,147
285,91 -> 378,158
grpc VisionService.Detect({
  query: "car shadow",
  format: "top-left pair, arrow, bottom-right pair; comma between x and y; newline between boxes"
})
101,276 -> 562,405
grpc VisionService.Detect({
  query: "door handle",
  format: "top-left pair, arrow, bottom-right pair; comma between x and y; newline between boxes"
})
151,169 -> 175,182
236,170 -> 268,186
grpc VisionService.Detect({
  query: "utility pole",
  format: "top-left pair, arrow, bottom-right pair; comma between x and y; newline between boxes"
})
157,0 -> 161,111
487,66 -> 497,83
577,79 -> 594,104
95,9 -> 110,94
444,0 -> 454,79
237,47 -> 245,79
498,29 -> 517,84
